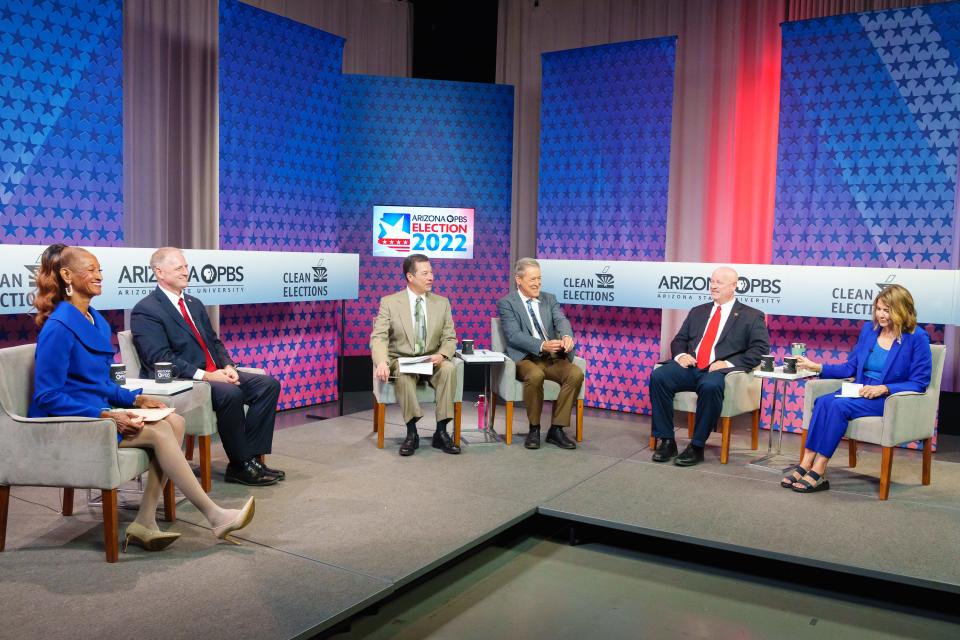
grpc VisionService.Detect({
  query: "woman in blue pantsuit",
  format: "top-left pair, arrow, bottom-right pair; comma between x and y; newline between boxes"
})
783,285 -> 932,493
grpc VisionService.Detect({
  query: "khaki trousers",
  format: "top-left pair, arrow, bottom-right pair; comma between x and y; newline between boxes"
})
390,359 -> 456,424
515,356 -> 584,427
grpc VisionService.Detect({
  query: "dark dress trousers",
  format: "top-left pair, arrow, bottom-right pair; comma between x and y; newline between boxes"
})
130,287 -> 280,463
650,299 -> 769,447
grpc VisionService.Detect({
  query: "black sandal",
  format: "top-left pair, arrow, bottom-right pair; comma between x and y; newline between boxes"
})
780,464 -> 808,488
792,470 -> 830,493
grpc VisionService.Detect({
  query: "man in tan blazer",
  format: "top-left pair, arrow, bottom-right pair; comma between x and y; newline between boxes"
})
370,253 -> 460,456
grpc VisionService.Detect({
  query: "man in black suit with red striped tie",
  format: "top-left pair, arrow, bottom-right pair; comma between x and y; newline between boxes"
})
649,266 -> 769,466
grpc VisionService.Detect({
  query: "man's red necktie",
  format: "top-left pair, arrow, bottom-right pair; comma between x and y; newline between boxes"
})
696,305 -> 722,370
178,297 -> 217,372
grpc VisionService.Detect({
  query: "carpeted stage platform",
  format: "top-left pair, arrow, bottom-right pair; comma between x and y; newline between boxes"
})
3,405 -> 959,639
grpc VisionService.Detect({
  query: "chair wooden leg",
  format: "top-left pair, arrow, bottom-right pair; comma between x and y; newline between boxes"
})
453,402 -> 462,446
184,434 -> 195,461
799,429 -> 808,456
163,479 -> 176,522
720,417 -> 731,464
505,401 -> 513,445
687,412 -> 694,439
376,402 -> 385,449
490,392 -> 498,424
751,410 -> 759,450
576,399 -> 584,442
922,437 -> 933,486
62,487 -> 75,516
848,439 -> 858,468
102,488 -> 119,563
199,435 -> 212,493
0,485 -> 9,552
879,446 -> 894,501
372,394 -> 378,432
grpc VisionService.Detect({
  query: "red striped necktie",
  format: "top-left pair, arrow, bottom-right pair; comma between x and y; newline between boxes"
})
696,305 -> 722,370
178,297 -> 217,372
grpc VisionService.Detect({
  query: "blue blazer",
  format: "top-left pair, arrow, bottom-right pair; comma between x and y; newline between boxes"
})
130,287 -> 235,380
821,323 -> 932,395
29,302 -> 139,420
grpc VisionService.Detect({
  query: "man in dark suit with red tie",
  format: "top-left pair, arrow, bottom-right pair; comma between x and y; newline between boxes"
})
131,247 -> 282,486
650,266 -> 769,466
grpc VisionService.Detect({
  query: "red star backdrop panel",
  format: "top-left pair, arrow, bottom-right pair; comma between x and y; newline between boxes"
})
218,0 -> 344,409
339,75 -> 515,358
536,39 -> 677,414
0,0 -> 124,349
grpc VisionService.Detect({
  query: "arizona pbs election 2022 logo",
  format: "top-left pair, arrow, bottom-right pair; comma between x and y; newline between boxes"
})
372,206 -> 475,260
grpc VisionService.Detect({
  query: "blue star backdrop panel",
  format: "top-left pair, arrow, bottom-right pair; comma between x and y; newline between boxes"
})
218,0 -> 344,409
0,0 -> 124,348
339,75 -> 514,357
536,38 -> 676,414
770,4 -> 959,446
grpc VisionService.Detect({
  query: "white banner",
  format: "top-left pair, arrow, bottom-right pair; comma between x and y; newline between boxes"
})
0,246 -> 359,314
539,260 -> 960,325
372,205 -> 474,259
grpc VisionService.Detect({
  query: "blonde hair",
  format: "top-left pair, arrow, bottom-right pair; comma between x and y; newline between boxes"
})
873,284 -> 917,336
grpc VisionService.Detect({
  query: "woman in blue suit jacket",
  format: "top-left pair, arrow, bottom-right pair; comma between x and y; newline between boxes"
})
29,244 -> 255,550
783,284 -> 932,493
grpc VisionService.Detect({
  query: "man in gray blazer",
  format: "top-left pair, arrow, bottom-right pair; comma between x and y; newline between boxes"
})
496,257 -> 583,450
370,254 -> 460,457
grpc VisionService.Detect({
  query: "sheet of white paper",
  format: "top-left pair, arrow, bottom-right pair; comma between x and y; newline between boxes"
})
127,407 -> 175,423
839,382 -> 863,398
398,356 -> 434,375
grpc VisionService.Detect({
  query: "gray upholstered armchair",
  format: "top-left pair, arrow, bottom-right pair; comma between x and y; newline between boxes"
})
0,343 -> 173,562
801,344 -> 946,500
118,330 -> 218,491
647,365 -> 762,464
489,317 -> 586,445
372,359 -> 464,448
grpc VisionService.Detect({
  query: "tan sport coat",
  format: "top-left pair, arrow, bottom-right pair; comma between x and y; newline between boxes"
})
370,290 -> 457,365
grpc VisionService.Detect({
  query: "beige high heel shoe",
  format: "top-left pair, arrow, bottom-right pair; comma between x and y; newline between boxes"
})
212,496 -> 255,543
123,522 -> 181,552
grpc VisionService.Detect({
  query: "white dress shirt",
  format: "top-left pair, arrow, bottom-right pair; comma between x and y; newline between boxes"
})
517,291 -> 548,342
158,284 -> 209,381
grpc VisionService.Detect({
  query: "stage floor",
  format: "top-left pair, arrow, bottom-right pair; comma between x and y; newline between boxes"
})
2,403 -> 959,639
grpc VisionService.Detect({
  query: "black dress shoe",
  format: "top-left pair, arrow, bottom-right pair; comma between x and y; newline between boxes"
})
674,444 -> 705,467
524,426 -> 541,450
545,425 -> 576,450
225,459 -> 279,486
251,458 -> 285,481
431,430 -> 461,454
651,438 -> 678,462
399,432 -> 420,457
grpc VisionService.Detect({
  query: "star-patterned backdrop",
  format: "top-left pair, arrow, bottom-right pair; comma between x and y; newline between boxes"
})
536,39 -> 677,414
218,0 -> 344,409
0,0 -> 124,349
339,75 -> 514,359
770,4 -> 959,446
